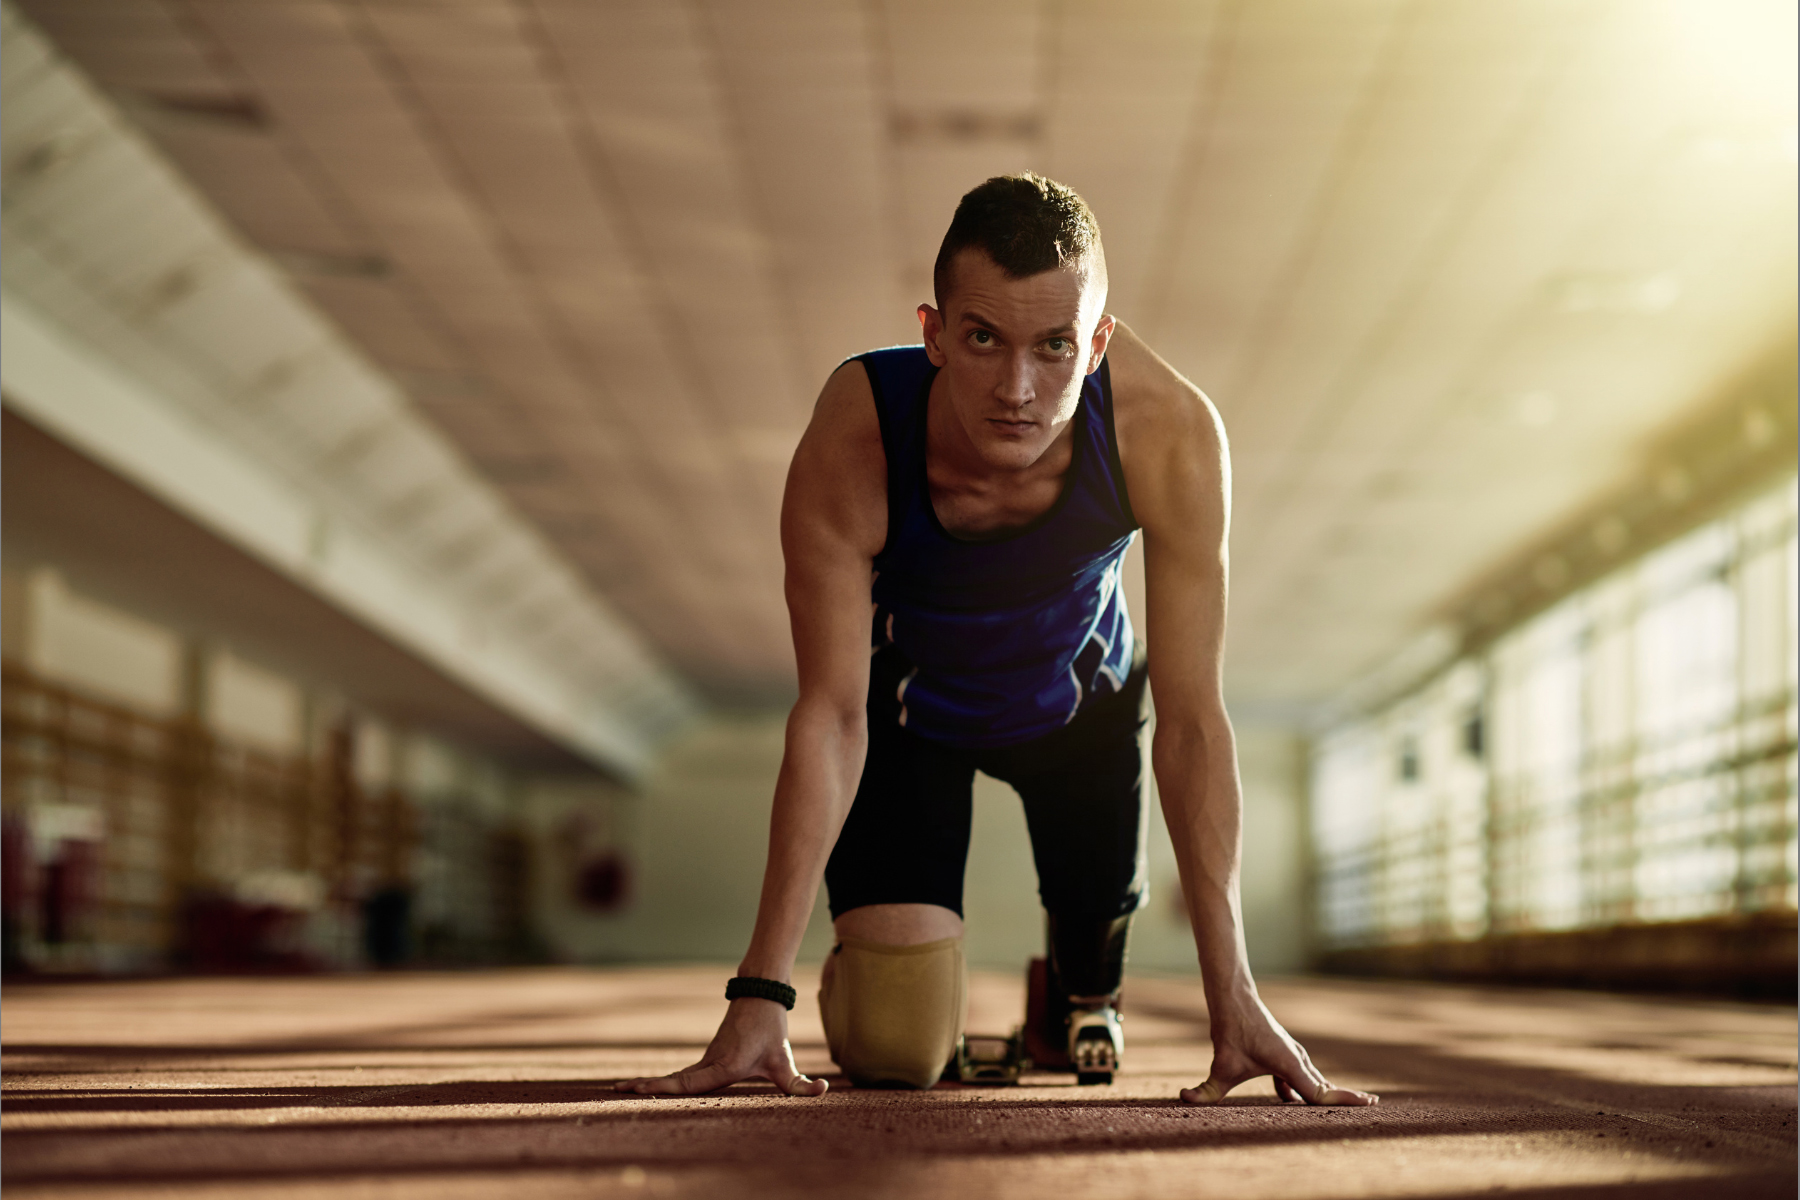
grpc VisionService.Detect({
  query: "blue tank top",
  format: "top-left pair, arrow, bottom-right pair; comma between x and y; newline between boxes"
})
860,346 -> 1140,748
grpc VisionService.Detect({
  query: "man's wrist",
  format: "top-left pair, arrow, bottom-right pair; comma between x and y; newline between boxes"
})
1202,980 -> 1264,1032
735,955 -> 793,984
726,976 -> 797,1010
1196,955 -> 1259,1012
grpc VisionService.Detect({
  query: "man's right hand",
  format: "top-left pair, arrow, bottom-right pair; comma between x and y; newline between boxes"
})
613,997 -> 828,1097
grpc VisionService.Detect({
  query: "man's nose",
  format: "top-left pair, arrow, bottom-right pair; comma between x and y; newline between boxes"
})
996,351 -> 1034,408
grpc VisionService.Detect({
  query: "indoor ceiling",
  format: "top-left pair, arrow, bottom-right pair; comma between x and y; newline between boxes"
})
11,0 -> 1797,713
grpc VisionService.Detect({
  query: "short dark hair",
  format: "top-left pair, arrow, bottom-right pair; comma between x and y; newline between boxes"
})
932,173 -> 1102,309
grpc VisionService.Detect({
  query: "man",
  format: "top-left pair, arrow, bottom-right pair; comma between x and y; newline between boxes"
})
620,174 -> 1376,1106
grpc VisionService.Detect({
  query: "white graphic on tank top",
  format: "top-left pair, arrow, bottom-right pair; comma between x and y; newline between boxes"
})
1066,562 -> 1123,722
897,667 -> 918,727
870,608 -> 897,657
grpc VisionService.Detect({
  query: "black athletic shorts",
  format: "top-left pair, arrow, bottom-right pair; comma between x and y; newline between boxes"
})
825,643 -> 1149,922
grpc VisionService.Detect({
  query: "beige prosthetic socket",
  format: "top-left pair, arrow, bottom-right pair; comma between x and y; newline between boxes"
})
819,936 -> 966,1089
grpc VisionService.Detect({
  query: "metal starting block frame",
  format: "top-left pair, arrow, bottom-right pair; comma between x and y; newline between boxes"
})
954,1029 -> 1029,1084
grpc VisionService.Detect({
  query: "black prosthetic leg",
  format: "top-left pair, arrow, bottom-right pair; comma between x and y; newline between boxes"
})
1049,911 -> 1132,1001
1022,912 -> 1132,1083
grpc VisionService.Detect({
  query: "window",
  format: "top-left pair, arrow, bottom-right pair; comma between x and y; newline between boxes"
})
1313,477 -> 1798,949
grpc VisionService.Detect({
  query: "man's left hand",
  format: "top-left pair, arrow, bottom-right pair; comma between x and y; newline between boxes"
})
1179,994 -> 1378,1106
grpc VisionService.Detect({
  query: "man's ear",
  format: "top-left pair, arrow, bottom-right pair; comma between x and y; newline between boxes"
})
918,304 -> 948,367
1086,313 -> 1117,375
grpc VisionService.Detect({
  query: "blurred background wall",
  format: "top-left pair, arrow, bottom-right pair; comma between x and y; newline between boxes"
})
1,0 -> 1792,992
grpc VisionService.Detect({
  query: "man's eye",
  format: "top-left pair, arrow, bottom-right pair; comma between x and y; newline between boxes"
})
1045,338 -> 1069,353
970,330 -> 993,345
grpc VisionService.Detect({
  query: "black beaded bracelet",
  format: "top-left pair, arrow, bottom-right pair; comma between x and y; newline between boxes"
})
725,976 -> 797,1010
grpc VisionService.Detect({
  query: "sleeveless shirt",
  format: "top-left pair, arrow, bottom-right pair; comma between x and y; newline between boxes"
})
859,345 -> 1140,748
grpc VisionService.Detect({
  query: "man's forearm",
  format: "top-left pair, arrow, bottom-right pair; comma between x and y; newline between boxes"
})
1152,715 -> 1257,1017
736,699 -> 867,982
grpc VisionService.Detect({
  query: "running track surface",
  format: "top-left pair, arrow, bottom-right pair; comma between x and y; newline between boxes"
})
3,966 -> 1794,1199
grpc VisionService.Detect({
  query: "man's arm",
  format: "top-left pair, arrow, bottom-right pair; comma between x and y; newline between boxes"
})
1109,324 -> 1376,1107
618,360 -> 886,1097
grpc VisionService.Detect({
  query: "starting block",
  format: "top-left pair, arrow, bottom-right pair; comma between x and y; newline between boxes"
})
948,956 -> 1123,1086
953,1030 -> 1028,1083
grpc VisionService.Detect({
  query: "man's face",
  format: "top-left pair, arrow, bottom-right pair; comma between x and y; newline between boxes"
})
918,248 -> 1115,472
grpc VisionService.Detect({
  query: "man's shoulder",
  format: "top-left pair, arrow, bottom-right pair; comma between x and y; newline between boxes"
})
804,355 -> 885,456
1106,326 -> 1225,461
785,351 -> 889,561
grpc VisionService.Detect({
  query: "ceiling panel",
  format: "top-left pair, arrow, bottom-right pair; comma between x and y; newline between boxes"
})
295,275 -> 464,372
1217,2 -> 1574,474
1043,0 -> 1217,318
145,124 -> 362,254
189,0 -> 790,688
1145,0 -> 1403,397
880,0 -> 1042,110
704,0 -> 913,373
16,0 -> 225,94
